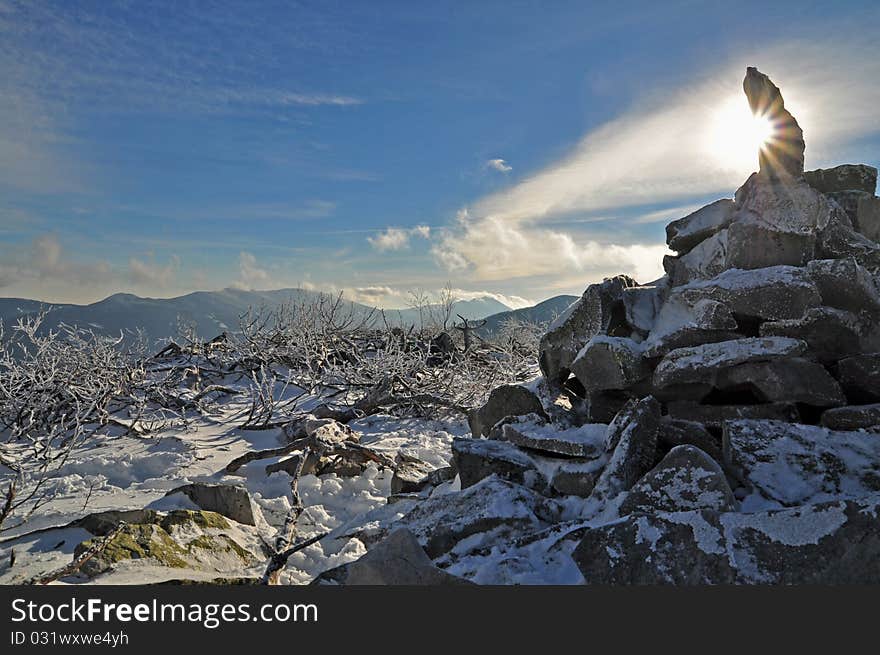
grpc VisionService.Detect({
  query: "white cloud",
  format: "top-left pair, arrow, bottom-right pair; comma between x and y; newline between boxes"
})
436,36 -> 880,288
450,288 -> 534,309
128,255 -> 180,288
351,285 -> 397,303
368,225 -> 432,251
433,212 -> 667,283
234,251 -> 272,290
0,234 -> 110,291
485,158 -> 512,173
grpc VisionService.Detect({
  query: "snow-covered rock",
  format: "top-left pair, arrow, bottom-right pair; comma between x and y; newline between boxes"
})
467,384 -> 548,437
759,306 -> 864,363
666,199 -> 735,255
674,265 -> 821,321
806,258 -> 880,317
622,278 -> 668,335
805,164 -> 877,195
311,529 -> 471,585
538,275 -> 637,384
394,476 -> 560,558
619,445 -> 736,515
570,336 -> 649,394
821,404 -> 880,431
828,191 -> 880,243
492,414 -> 606,458
572,495 -> 880,584
653,337 -> 806,390
590,397 -> 660,502
452,437 -> 542,490
722,419 -> 880,507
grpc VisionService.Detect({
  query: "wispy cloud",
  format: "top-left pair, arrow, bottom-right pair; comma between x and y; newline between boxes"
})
435,36 -> 880,286
485,158 -> 513,173
128,255 -> 180,289
368,225 -> 432,251
0,234 -> 110,291
234,251 -> 273,290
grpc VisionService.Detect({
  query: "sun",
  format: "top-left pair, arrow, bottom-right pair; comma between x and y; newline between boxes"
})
706,94 -> 775,170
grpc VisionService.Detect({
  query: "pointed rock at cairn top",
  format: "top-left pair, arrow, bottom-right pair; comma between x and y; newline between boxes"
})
743,67 -> 805,179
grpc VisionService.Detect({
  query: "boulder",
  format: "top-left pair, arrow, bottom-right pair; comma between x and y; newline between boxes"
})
820,404 -> 880,432
714,358 -> 846,407
75,510 -> 255,578
805,164 -> 878,195
807,258 -> 880,317
653,337 -> 807,390
491,414 -> 606,458
452,437 -> 541,490
164,483 -> 256,526
619,445 -> 736,515
665,401 -> 799,429
817,219 -> 880,270
674,265 -> 821,322
572,496 -> 880,584
570,336 -> 649,394
828,191 -> 880,242
666,199 -> 736,255
725,215 -> 816,270
665,229 -> 729,286
590,397 -> 660,501
722,419 -> 880,507
643,296 -> 739,358
538,275 -> 637,384
391,452 -> 436,495
837,353 -> 880,402
735,174 -> 841,235
311,529 -> 471,585
467,384 -> 548,437
656,418 -> 722,464
395,476 -> 559,558
759,307 -> 864,363
622,279 -> 668,335
550,466 -> 600,497
742,67 -> 804,178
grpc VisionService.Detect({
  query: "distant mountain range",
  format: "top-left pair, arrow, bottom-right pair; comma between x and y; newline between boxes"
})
478,294 -> 579,335
0,288 -> 579,347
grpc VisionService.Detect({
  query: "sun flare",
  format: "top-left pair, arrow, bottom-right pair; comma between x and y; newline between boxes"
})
707,95 -> 775,170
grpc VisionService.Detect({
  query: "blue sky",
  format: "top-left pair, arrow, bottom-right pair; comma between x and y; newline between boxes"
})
1,0 -> 879,308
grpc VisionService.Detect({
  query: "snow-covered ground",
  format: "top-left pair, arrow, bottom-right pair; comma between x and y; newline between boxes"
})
0,384 -> 470,585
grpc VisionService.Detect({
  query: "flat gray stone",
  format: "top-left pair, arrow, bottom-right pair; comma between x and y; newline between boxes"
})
821,404 -> 880,431
722,419 -> 880,507
805,164 -> 877,194
666,199 -> 735,255
573,496 -> 880,584
164,483 -> 256,526
653,337 -> 807,390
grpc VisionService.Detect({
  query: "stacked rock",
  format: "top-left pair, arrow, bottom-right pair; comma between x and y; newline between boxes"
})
461,67 -> 880,582
540,69 -> 880,435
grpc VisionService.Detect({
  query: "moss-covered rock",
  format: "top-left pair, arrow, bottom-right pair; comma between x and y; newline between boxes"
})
160,510 -> 230,531
73,509 -> 254,578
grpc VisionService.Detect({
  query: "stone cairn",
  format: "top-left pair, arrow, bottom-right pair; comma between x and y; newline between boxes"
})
319,68 -> 880,585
